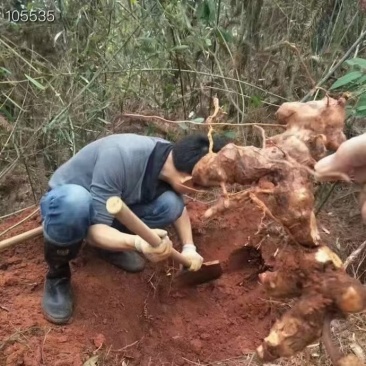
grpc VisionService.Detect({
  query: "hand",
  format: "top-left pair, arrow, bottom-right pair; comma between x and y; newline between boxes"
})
134,229 -> 172,263
181,244 -> 203,271
314,133 -> 366,184
314,133 -> 366,223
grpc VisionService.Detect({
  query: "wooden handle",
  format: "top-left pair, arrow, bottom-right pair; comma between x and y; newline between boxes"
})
106,196 -> 192,268
106,197 -> 162,248
0,226 -> 43,252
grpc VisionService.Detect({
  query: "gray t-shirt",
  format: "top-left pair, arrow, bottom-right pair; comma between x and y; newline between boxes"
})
49,133 -> 173,225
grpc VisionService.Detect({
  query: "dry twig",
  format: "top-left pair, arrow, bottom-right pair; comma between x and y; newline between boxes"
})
120,113 -> 286,128
249,192 -> 300,245
0,205 -> 37,221
0,207 -> 40,238
344,240 -> 366,270
41,328 -> 51,366
254,124 -> 266,149
205,96 -> 221,125
111,339 -> 140,353
208,124 -> 214,154
206,97 -> 221,153
284,41 -> 316,87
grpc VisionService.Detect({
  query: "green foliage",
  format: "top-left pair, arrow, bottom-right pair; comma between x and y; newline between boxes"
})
330,57 -> 366,118
191,117 -> 205,123
170,45 -> 190,52
24,74 -> 47,90
197,0 -> 216,26
178,122 -> 189,130
223,130 -> 236,139
344,57 -> 366,69
249,96 -> 263,108
0,67 -> 11,76
330,71 -> 364,90
0,0 -> 364,199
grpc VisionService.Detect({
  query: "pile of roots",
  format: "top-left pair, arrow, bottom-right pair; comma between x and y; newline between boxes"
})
192,96 -> 366,366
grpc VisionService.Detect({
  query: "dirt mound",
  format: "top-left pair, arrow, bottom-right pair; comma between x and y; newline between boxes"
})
0,202 -> 277,366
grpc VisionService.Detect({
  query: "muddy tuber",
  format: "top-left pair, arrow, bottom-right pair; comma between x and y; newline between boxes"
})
275,96 -> 347,151
192,96 -> 366,365
192,142 -> 320,246
192,96 -> 349,247
256,294 -> 329,361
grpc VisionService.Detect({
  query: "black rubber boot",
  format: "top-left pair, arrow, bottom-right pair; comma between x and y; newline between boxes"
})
96,249 -> 146,273
42,240 -> 82,325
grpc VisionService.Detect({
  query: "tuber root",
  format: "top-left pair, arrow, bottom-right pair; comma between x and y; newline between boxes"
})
275,96 -> 347,151
191,96 -> 366,365
321,272 -> 366,314
258,270 -> 303,299
192,96 -> 348,246
193,143 -> 320,246
256,295 -> 329,361
258,270 -> 366,363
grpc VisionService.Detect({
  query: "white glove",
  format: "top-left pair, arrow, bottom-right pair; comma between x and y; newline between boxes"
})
181,244 -> 203,271
134,229 -> 173,263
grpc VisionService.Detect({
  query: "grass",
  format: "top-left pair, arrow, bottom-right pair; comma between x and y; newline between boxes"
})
1,0 -> 365,204
1,1 -> 366,366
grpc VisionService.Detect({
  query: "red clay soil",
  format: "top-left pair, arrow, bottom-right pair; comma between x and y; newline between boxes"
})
0,201 -> 278,366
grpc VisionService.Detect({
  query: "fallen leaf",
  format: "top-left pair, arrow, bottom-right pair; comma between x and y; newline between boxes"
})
321,226 -> 330,234
335,237 -> 341,250
83,355 -> 99,366
350,337 -> 366,362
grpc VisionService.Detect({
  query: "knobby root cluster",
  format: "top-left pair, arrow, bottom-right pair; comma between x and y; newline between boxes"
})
192,96 -> 366,366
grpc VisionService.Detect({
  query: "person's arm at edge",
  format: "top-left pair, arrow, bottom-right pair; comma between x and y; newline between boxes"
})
86,224 -> 136,251
173,207 -> 194,245
173,206 -> 204,271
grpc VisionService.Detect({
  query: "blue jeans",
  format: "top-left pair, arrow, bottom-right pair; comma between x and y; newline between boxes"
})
40,184 -> 184,247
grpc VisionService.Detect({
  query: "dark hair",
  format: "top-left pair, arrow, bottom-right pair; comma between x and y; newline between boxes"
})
172,133 -> 231,174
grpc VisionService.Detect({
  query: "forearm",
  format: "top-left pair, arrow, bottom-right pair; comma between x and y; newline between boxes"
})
173,207 -> 194,245
86,224 -> 136,251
